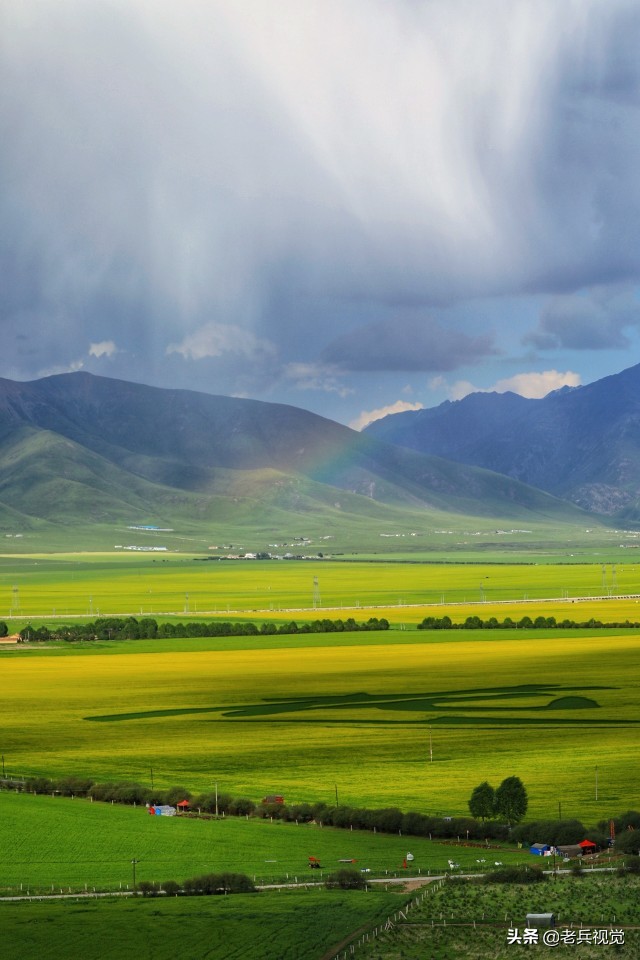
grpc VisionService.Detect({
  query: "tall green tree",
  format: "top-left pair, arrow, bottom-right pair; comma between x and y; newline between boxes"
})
468,781 -> 496,820
494,775 -> 528,824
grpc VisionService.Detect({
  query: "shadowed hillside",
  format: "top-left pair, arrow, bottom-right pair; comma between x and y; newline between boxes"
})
365,362 -> 640,517
0,373 -> 590,539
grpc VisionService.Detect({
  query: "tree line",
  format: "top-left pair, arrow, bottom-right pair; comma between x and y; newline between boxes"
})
12,615 -> 389,643
14,775 -> 512,841
137,868 -> 366,896
7,774 -> 640,853
138,872 -> 256,897
418,614 -> 640,631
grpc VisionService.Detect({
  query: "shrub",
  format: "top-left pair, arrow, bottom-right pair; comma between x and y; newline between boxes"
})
512,818 -> 586,847
26,776 -> 55,795
283,803 -> 315,823
113,783 -> 152,805
614,832 -> 640,856
54,776 -> 94,797
325,869 -> 366,890
161,880 -> 181,895
165,786 -> 192,806
371,807 -> 404,833
228,797 -> 256,816
617,811 -> 640,832
138,880 -> 161,897
194,792 -> 233,814
255,801 -> 287,820
182,872 -> 256,895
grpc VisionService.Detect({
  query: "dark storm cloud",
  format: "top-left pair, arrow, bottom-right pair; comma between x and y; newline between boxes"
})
525,288 -> 640,351
1,0 -> 640,403
322,317 -> 497,372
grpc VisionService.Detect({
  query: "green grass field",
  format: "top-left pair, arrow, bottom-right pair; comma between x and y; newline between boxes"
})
0,888 -> 403,960
0,792 -> 531,892
2,555 -> 640,623
0,498 -> 633,560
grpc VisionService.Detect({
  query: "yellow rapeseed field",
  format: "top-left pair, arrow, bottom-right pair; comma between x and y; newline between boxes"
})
3,628 -> 640,823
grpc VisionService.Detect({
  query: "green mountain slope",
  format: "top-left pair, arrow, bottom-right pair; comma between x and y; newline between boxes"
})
0,373 -> 592,549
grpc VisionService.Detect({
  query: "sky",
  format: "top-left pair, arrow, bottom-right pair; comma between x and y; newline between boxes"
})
2,0 -> 640,429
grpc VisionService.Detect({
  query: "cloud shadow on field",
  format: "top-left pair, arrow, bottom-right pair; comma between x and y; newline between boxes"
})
84,682 -> 636,727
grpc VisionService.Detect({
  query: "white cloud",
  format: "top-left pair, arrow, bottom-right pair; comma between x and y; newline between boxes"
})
89,340 -> 118,358
445,369 -> 582,401
491,369 -> 582,398
166,323 -> 276,361
350,400 -> 424,431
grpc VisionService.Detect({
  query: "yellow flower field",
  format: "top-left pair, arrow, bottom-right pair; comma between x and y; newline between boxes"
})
3,627 -> 640,823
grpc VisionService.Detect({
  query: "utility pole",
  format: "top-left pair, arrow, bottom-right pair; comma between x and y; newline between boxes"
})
429,727 -> 433,763
215,781 -> 219,818
595,765 -> 599,801
335,783 -> 339,807
558,800 -> 562,820
131,858 -> 140,892
1,755 -> 4,778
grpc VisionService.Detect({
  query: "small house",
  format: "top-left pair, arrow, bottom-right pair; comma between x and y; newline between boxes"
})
530,843 -> 551,856
556,844 -> 582,859
526,914 -> 556,929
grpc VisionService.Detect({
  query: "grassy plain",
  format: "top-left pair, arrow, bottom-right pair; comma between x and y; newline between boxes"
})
0,792 -> 530,891
0,503 -> 635,560
0,889 -> 402,960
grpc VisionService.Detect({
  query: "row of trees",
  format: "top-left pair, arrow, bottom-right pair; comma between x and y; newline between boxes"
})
18,775 -> 513,840
17,774 -> 640,852
138,869 -> 366,895
468,777 -> 528,825
16,615 -> 389,643
12,777 -> 640,862
419,614 -> 640,630
139,872 -> 256,897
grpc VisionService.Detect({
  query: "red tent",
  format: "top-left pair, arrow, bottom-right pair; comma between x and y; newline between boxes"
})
579,839 -> 597,852
177,800 -> 190,810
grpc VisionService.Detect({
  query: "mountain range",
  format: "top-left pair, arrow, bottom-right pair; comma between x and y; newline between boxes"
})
0,372 -> 584,542
364,362 -> 640,519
